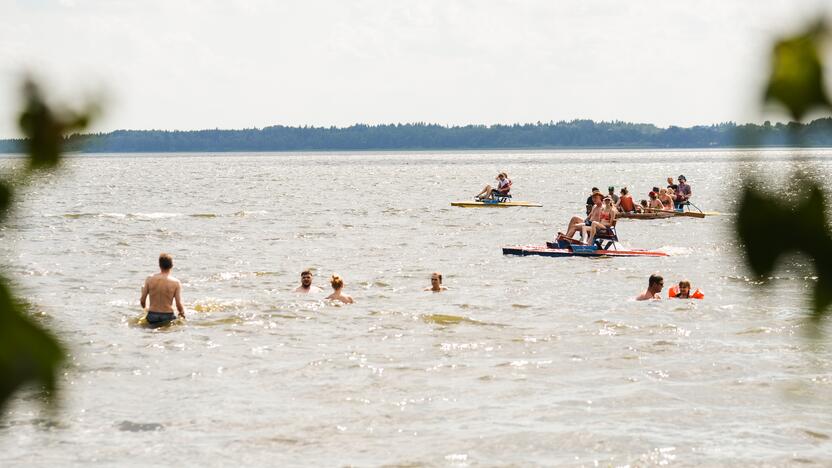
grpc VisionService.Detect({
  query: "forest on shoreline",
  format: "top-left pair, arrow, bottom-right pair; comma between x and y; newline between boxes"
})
2,118 -> 832,153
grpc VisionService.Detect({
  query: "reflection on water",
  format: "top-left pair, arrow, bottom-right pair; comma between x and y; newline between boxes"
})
1,149 -> 831,466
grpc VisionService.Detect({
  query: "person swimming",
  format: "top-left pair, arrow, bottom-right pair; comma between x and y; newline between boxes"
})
668,280 -> 704,299
635,274 -> 664,301
294,269 -> 323,293
325,274 -> 354,304
425,272 -> 447,292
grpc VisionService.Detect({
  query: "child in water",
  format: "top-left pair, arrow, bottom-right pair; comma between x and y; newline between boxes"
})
668,280 -> 704,299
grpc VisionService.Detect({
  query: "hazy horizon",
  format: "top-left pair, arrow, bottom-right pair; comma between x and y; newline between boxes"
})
2,0 -> 830,139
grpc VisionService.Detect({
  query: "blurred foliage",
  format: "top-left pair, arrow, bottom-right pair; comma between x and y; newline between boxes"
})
764,21 -> 831,121
0,78 -> 96,415
738,22 -> 832,323
18,79 -> 97,169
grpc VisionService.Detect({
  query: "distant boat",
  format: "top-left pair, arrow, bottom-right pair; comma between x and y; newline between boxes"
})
451,200 -> 542,208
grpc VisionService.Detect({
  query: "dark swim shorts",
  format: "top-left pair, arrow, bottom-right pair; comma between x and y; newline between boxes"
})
146,311 -> 176,326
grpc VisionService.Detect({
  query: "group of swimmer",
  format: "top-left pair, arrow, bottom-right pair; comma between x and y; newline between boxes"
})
140,174 -> 699,326
140,254 -> 448,327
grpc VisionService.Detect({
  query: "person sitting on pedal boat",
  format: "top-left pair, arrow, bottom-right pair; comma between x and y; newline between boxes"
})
666,176 -> 678,192
674,175 -> 692,209
585,187 -> 601,215
658,188 -> 674,210
648,191 -> 664,211
584,196 -> 617,242
475,172 -> 511,201
618,187 -> 636,213
563,191 -> 603,243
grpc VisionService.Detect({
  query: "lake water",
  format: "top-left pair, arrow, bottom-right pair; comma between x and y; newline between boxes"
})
1,149 -> 831,466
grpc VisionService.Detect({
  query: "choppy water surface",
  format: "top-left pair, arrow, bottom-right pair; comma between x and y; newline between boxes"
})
1,149 -> 831,466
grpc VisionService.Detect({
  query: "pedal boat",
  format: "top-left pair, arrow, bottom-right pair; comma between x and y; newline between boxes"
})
451,194 -> 541,208
503,233 -> 668,258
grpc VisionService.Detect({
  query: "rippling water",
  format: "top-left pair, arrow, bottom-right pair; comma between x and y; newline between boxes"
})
1,149 -> 831,466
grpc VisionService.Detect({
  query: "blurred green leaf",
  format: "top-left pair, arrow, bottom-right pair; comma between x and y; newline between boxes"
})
0,181 -> 10,222
737,178 -> 832,320
0,277 -> 65,412
764,22 -> 831,121
17,79 -> 94,170
0,76 -> 99,419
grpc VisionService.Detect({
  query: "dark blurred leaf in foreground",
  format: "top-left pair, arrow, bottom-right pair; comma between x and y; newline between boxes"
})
737,180 -> 832,322
0,77 -> 97,415
764,22 -> 831,121
18,79 -> 96,169
0,281 -> 64,412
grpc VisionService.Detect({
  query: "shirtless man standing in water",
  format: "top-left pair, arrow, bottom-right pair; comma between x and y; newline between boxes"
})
140,253 -> 185,326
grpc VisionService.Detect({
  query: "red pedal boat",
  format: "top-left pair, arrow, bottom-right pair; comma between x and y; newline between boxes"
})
503,230 -> 668,258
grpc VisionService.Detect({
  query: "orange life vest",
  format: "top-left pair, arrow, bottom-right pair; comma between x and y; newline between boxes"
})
668,285 -> 704,299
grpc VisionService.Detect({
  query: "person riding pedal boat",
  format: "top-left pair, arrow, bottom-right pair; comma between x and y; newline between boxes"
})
562,191 -> 603,243
658,188 -> 674,210
617,187 -> 635,213
584,196 -> 617,242
674,175 -> 692,210
647,191 -> 664,211
475,172 -> 511,201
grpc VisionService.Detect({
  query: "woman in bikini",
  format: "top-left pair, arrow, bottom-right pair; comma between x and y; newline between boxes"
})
583,196 -> 617,242
658,188 -> 674,210
648,191 -> 664,211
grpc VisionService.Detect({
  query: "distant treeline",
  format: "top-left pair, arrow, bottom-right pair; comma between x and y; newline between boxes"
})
2,119 -> 832,153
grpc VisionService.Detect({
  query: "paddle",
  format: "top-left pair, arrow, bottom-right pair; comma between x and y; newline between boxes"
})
645,208 -> 706,218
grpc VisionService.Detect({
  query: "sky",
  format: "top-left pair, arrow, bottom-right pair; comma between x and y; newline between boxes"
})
1,0 -> 830,138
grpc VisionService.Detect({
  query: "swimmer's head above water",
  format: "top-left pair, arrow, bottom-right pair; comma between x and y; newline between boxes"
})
301,270 -> 313,288
330,274 -> 344,290
677,280 -> 691,298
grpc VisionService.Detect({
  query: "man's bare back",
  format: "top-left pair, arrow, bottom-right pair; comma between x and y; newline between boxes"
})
141,272 -> 184,316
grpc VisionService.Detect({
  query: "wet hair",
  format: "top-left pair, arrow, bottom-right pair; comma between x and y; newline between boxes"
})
591,187 -> 599,192
640,199 -> 648,207
330,274 -> 344,290
649,274 -> 663,287
159,253 -> 173,270
679,280 -> 691,289
620,187 -> 629,195
301,270 -> 312,277
431,272 -> 443,283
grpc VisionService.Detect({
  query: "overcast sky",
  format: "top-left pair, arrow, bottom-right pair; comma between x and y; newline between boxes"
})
1,0 -> 829,138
